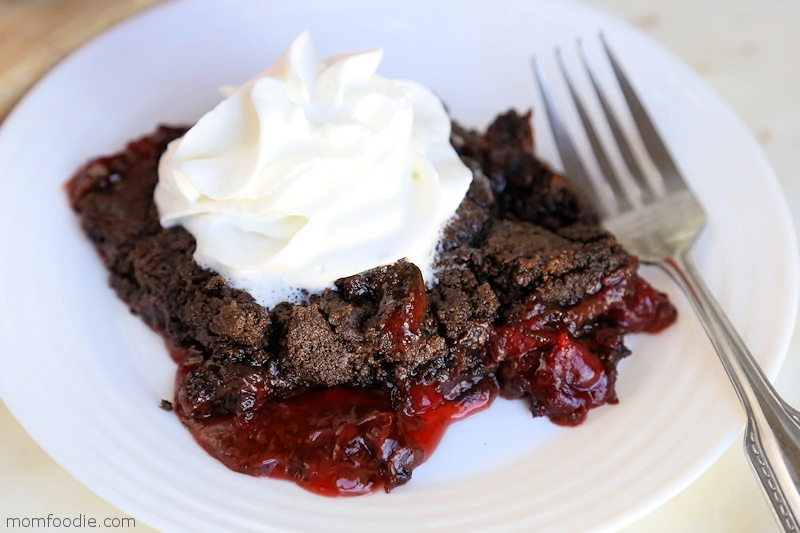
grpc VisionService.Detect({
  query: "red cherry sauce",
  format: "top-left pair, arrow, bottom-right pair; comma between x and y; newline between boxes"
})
175,376 -> 494,497
170,275 -> 673,494
607,278 -> 677,333
493,276 -> 675,426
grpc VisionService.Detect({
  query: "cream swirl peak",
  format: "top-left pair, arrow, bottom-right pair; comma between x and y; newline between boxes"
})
155,31 -> 472,307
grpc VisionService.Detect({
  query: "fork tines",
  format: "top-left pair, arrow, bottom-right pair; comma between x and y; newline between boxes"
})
531,35 -> 680,218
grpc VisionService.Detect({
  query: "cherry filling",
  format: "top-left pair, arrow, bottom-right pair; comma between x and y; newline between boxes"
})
175,275 -> 674,494
494,274 -> 675,425
176,379 -> 494,496
607,278 -> 677,333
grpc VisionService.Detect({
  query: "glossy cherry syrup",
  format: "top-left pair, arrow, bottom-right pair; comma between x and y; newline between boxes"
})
175,380 -> 493,496
172,276 -> 674,495
493,276 -> 675,425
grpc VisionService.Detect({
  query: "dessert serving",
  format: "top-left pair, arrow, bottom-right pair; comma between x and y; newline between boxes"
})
65,32 -> 676,496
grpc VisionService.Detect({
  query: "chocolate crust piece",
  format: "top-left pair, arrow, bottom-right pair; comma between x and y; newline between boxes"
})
66,110 -> 652,421
451,110 -> 600,231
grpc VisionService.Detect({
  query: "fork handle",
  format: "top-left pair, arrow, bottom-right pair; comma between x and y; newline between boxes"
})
660,250 -> 800,532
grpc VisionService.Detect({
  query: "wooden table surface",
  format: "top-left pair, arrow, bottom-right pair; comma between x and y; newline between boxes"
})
0,0 -> 161,122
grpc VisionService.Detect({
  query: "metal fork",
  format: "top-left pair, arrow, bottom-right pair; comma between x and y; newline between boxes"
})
532,36 -> 800,532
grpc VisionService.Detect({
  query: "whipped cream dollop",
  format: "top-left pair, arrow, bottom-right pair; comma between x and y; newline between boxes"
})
155,31 -> 471,307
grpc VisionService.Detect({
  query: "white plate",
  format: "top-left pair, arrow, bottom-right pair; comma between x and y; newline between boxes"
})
0,0 -> 796,532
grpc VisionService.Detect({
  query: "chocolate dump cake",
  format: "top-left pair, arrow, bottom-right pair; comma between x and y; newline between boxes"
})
66,109 -> 676,496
